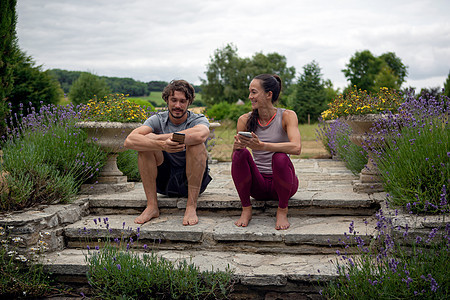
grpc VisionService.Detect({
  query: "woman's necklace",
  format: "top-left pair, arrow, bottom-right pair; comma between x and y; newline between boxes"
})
258,109 -> 277,127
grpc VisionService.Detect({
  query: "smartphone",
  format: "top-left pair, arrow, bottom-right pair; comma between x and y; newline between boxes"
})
172,132 -> 185,143
238,131 -> 252,138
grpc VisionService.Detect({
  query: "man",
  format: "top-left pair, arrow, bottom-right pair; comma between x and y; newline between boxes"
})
124,80 -> 211,225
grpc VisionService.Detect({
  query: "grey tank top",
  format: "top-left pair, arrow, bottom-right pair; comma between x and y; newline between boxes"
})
253,107 -> 290,174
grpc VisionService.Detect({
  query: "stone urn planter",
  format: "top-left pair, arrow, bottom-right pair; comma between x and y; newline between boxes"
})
77,121 -> 141,194
345,114 -> 385,193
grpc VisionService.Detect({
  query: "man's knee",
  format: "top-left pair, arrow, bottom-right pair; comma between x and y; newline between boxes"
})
186,143 -> 207,160
138,150 -> 163,166
186,143 -> 207,168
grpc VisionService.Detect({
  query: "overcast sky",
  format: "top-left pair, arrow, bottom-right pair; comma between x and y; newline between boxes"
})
16,0 -> 450,91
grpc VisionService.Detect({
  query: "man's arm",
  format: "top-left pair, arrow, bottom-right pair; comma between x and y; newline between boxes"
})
178,124 -> 210,146
124,125 -> 185,153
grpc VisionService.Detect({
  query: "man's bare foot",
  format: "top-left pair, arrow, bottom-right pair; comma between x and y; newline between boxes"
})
134,206 -> 160,224
235,206 -> 252,227
183,205 -> 198,226
275,207 -> 290,230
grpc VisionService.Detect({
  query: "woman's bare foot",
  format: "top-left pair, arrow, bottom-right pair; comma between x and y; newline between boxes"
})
183,205 -> 198,226
235,206 -> 252,227
134,206 -> 160,224
275,207 -> 290,230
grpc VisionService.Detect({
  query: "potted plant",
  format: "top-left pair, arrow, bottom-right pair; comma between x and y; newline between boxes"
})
77,94 -> 153,191
322,87 -> 403,193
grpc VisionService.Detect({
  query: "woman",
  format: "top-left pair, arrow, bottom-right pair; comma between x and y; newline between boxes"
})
232,74 -> 301,230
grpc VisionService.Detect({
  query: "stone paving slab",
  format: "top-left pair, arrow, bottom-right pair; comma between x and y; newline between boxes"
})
42,248 -> 339,287
63,214 -> 375,254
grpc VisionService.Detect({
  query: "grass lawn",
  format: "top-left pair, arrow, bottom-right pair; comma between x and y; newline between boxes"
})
129,92 -> 165,106
210,121 -> 329,162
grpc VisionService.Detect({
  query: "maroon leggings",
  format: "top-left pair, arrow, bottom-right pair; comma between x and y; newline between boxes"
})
231,149 -> 299,208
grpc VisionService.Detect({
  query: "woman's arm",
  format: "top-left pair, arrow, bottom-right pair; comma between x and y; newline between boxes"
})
240,110 -> 302,155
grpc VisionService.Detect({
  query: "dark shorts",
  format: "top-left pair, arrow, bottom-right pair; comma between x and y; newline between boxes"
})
156,152 -> 212,197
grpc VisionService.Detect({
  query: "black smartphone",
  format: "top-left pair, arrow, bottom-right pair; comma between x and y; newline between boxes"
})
172,132 -> 185,143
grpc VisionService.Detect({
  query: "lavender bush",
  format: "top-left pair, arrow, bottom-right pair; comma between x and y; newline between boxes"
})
321,206 -> 450,299
84,219 -> 234,299
316,118 -> 367,175
370,92 -> 449,213
0,103 -> 107,211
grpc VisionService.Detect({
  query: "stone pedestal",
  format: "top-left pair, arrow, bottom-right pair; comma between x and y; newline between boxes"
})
77,122 -> 141,194
345,114 -> 385,194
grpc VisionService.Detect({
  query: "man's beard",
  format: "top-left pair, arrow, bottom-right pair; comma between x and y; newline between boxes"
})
169,108 -> 188,119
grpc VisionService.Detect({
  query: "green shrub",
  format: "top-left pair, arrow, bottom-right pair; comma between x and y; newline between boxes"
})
192,99 -> 206,107
85,220 -> 235,299
117,150 -> 140,181
316,119 -> 367,175
0,104 -> 106,211
321,212 -> 450,299
128,97 -> 156,112
206,101 -> 251,123
372,93 -> 449,212
8,51 -> 64,117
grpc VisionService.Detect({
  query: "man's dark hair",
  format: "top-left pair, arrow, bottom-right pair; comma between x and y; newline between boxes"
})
162,80 -> 195,104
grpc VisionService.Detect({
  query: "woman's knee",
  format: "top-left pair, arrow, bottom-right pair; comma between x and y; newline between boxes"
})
232,148 -> 251,163
272,153 -> 290,169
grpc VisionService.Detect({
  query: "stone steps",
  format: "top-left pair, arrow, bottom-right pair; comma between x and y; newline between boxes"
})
63,214 -> 375,255
3,159 -> 387,298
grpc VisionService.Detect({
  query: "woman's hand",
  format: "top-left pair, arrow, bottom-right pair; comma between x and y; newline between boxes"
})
234,132 -> 264,151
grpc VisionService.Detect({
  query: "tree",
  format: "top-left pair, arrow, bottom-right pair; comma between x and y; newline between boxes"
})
342,50 -> 408,93
248,52 -> 296,106
288,61 -> 327,124
68,72 -> 111,105
324,79 -> 339,104
148,80 -> 169,91
101,76 -> 149,96
8,50 -> 64,116
47,68 -> 83,94
379,52 -> 408,86
443,70 -> 450,98
374,65 -> 399,91
0,0 -> 18,101
0,0 -> 18,135
201,44 -> 296,105
201,44 -> 249,105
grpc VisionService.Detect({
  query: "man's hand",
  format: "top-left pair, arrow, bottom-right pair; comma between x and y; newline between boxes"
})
163,137 -> 186,153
